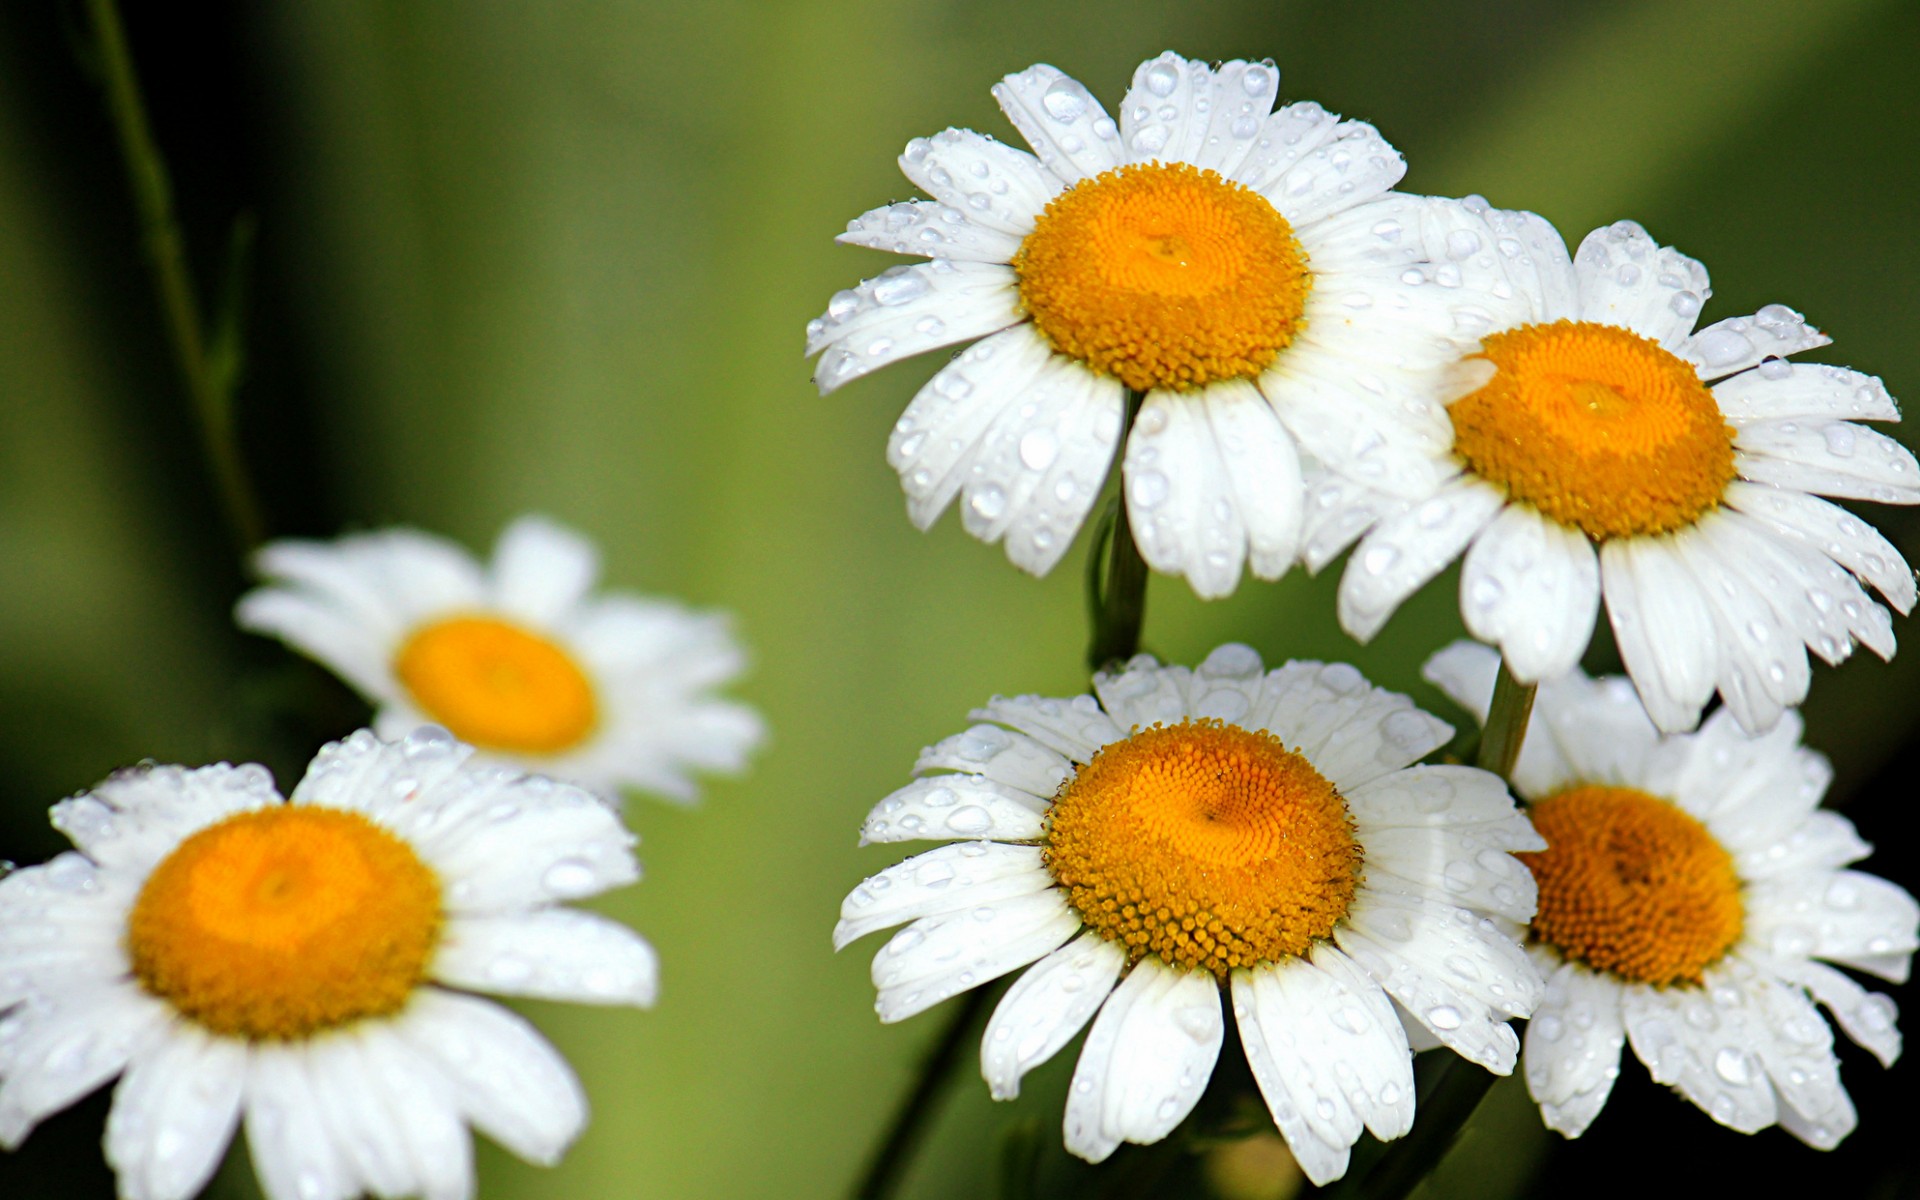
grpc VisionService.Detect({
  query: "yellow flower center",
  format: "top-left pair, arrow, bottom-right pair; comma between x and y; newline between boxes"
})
1521,785 -> 1743,987
1450,320 -> 1736,540
1043,720 -> 1360,977
393,615 -> 598,755
126,806 -> 443,1039
1013,162 -> 1310,393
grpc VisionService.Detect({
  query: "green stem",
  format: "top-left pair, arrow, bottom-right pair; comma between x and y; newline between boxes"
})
1086,390 -> 1148,672
84,0 -> 266,555
850,986 -> 997,1200
1475,659 -> 1537,779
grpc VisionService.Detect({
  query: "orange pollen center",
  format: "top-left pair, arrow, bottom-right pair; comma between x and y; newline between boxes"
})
126,806 -> 443,1039
1043,720 -> 1360,977
393,614 -> 598,755
1450,320 -> 1736,540
1520,785 -> 1743,987
1013,162 -> 1310,393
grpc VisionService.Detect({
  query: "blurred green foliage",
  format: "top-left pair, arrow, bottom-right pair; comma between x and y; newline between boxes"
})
1,2 -> 1916,1198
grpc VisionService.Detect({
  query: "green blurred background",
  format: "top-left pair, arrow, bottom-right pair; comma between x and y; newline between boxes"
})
2,1 -> 1917,1197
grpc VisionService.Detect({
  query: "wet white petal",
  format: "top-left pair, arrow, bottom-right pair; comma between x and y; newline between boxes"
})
1062,960 -> 1222,1163
858,775 -> 1048,846
106,1024 -> 245,1200
837,198 -> 1024,262
397,992 -> 586,1166
1680,305 -> 1830,380
436,910 -> 659,1006
835,843 -> 1052,948
1571,220 -> 1710,348
489,516 -> 600,627
897,128 -> 1057,236
872,890 -> 1080,1023
1459,505 -> 1600,682
980,934 -> 1126,1099
991,63 -> 1124,183
1339,476 -> 1502,641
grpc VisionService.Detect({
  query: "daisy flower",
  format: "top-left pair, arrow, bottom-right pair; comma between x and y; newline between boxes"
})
809,50 -> 1518,598
0,727 -> 658,1200
236,515 -> 764,804
1425,640 -> 1918,1146
835,645 -> 1546,1184
1309,209 -> 1918,733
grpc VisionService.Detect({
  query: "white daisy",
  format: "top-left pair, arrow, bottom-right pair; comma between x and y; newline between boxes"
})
1425,640 -> 1917,1147
835,645 -> 1546,1184
236,515 -> 764,804
0,727 -> 658,1200
809,50 -> 1518,598
1309,209 -> 1918,733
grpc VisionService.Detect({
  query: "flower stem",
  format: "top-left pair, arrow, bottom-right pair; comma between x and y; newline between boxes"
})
83,0 -> 266,555
851,986 -> 997,1200
1475,658 -> 1537,779
1086,390 -> 1148,671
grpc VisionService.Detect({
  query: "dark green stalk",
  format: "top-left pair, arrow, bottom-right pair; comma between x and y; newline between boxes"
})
83,0 -> 265,555
1475,659 -> 1537,778
850,986 -> 997,1200
1086,389 -> 1148,671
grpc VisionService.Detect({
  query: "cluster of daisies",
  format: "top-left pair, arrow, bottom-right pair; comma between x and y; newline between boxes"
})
819,51 -> 1918,1186
0,517 -> 762,1200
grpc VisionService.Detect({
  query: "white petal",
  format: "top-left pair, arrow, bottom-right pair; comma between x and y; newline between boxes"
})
1335,892 -> 1535,1072
353,1024 -> 473,1200
835,843 -> 1052,949
991,63 -> 1124,183
872,890 -> 1080,1023
1723,481 -> 1916,614
1338,476 -> 1502,641
244,1045 -> 356,1200
1600,535 -> 1721,732
1619,972 -> 1776,1133
1736,419 -> 1920,501
1123,392 -> 1251,599
1116,51 -> 1218,164
1091,656 -> 1194,730
1460,506 -> 1600,681
1678,518 -> 1814,732
897,128 -> 1057,236
1230,101 -> 1341,190
1062,960 -> 1222,1163
1481,203 -> 1578,321
858,775 -> 1047,845
1252,117 -> 1404,226
1736,448 -> 1920,507
1205,380 -> 1305,581
1251,664 -> 1452,791
0,986 -> 170,1149
952,354 -> 1125,576
890,326 -> 1057,529
1680,304 -> 1831,380
1532,672 -> 1662,787
1570,221 -> 1710,348
288,728 -> 474,826
435,910 -> 658,1006
303,1035 -> 415,1198
233,589 -> 395,697
1417,639 -> 1500,726
1266,355 -> 1450,500
913,726 -> 1072,797
1750,974 -> 1853,1148
1344,764 -> 1536,833
810,262 -> 1022,393
1186,58 -> 1282,178
1657,706 -> 1811,827
1235,945 -> 1414,1176
1769,957 -> 1901,1068
106,1024 -> 245,1200
1715,363 -> 1899,423
980,934 -> 1126,1099
971,692 -> 1124,763
1361,823 -> 1540,923
488,516 -> 599,627
1746,870 -> 1919,978
1734,810 -> 1869,882
397,991 -> 585,1166
836,198 -> 1023,262
1299,469 -> 1392,575
1522,961 -> 1625,1138
411,779 -> 639,915
55,762 -> 280,873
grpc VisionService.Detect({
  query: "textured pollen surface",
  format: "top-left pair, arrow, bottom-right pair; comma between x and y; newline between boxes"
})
1013,162 -> 1310,393
394,614 -> 598,754
1043,720 -> 1360,977
1451,320 -> 1736,540
1521,785 -> 1743,987
127,806 -> 443,1039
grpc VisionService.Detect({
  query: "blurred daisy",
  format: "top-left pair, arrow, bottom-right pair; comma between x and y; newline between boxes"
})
836,645 -> 1545,1184
1311,212 -> 1918,732
237,515 -> 764,804
810,50 -> 1513,597
0,728 -> 658,1200
1426,641 -> 1917,1146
